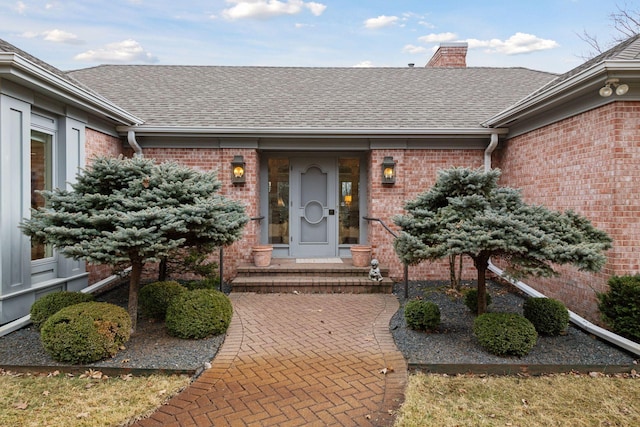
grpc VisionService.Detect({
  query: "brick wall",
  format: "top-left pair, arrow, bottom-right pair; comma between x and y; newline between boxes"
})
367,149 -> 484,281
495,102 -> 640,321
85,128 -> 127,160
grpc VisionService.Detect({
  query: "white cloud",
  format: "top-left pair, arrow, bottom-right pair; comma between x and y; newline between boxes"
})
74,40 -> 158,63
402,44 -> 427,54
465,32 -> 559,55
222,0 -> 326,20
364,15 -> 399,29
15,1 -> 27,14
418,32 -> 458,44
20,29 -> 83,44
353,60 -> 374,68
43,29 -> 83,44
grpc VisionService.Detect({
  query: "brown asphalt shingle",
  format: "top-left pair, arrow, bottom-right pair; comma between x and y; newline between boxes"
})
67,65 -> 555,129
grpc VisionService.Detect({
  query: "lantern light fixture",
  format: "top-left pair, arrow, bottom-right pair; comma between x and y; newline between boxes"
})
381,156 -> 396,185
231,155 -> 246,184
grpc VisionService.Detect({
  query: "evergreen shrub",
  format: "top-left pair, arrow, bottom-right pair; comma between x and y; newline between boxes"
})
30,291 -> 94,330
473,312 -> 538,356
404,299 -> 441,331
597,275 -> 640,342
464,289 -> 492,314
166,289 -> 233,339
139,281 -> 187,319
40,302 -> 131,364
181,277 -> 220,291
523,297 -> 569,336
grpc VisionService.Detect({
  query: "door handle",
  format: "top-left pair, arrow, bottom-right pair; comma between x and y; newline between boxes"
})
329,209 -> 335,215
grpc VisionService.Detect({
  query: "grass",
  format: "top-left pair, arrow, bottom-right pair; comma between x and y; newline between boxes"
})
0,368 -> 190,427
394,371 -> 640,426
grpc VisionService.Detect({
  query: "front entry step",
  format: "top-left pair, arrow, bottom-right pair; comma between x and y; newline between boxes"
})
231,258 -> 394,294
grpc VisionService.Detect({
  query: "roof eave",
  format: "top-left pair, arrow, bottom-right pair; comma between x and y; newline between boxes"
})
0,52 -> 143,126
116,125 -> 509,139
483,60 -> 640,128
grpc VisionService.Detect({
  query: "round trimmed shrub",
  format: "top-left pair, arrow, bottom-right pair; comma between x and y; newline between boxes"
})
464,289 -> 492,315
404,299 -> 441,331
40,302 -> 131,364
181,277 -> 220,291
30,291 -> 94,330
473,312 -> 538,357
139,281 -> 187,319
166,289 -> 233,339
523,297 -> 569,336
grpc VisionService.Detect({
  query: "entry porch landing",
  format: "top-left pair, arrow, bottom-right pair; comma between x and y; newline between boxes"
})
231,258 -> 394,294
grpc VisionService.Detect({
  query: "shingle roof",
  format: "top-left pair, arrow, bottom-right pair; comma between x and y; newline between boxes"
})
67,65 -> 555,129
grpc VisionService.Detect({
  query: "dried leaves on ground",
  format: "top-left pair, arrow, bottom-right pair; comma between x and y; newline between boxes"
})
395,371 -> 640,426
0,368 -> 190,427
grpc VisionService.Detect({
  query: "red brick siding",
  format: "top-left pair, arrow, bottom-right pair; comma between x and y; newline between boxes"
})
495,102 -> 640,321
85,128 -> 127,161
367,149 -> 484,280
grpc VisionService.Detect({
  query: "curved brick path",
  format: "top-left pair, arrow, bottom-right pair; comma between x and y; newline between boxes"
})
135,293 -> 407,427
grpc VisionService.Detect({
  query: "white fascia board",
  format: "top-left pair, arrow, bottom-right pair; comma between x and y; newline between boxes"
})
483,60 -> 640,128
0,53 -> 142,125
117,126 -> 509,139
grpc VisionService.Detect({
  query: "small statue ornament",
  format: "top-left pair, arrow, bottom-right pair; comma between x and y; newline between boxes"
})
369,259 -> 383,282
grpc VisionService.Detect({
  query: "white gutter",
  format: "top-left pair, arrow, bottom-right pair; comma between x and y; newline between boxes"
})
488,260 -> 640,357
127,130 -> 143,157
484,132 -> 499,172
116,125 -> 510,139
0,268 -> 131,338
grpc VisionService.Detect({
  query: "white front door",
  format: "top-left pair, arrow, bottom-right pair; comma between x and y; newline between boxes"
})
290,157 -> 337,258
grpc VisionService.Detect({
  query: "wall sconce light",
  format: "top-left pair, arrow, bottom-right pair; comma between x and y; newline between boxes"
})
381,156 -> 396,185
231,155 -> 246,184
599,78 -> 629,97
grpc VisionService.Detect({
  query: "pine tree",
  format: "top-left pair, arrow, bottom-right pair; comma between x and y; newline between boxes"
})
394,168 -> 612,315
21,156 -> 248,332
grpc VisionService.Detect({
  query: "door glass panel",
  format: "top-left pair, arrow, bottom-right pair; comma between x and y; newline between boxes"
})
31,130 -> 53,260
300,166 -> 328,244
339,158 -> 360,244
268,158 -> 289,244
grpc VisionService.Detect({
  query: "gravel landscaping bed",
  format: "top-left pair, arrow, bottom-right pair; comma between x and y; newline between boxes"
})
0,282 -> 227,372
390,280 -> 638,367
1,279 -> 637,373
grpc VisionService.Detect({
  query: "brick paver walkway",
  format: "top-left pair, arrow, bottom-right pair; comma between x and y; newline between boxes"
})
135,293 -> 407,427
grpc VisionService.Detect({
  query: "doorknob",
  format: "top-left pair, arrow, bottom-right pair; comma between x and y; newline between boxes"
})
329,209 -> 335,215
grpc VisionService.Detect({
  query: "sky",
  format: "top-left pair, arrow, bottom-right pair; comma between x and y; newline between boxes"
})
0,0 -> 630,74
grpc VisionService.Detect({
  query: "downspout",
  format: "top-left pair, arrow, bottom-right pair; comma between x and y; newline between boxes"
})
127,130 -> 143,157
484,132 -> 499,172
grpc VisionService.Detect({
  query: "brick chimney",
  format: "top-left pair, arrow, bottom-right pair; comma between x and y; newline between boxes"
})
426,42 -> 468,68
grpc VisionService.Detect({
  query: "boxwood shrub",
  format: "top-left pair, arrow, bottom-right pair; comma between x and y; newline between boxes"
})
404,299 -> 440,331
464,289 -> 492,315
166,289 -> 233,339
523,297 -> 570,336
139,281 -> 187,320
30,291 -> 94,330
40,302 -> 131,364
473,312 -> 538,357
597,275 -> 640,342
